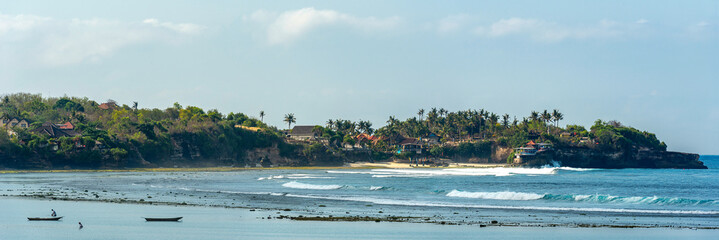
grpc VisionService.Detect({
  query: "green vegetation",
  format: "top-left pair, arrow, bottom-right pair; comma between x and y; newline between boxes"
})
0,93 -> 294,169
0,93 -> 675,169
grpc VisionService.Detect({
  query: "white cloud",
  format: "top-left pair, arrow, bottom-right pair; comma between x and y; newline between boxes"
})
143,18 -> 204,34
636,19 -> 649,24
0,13 -> 204,66
246,7 -> 400,45
0,13 -> 49,35
436,14 -> 471,34
473,17 -> 642,42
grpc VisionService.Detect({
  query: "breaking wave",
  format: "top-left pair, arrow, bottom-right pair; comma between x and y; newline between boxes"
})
447,190 -> 544,200
446,190 -> 718,206
282,181 -> 343,190
279,193 -> 719,216
258,174 -> 334,180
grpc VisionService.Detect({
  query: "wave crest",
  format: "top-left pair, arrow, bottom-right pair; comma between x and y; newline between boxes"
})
447,190 -> 544,200
282,181 -> 343,190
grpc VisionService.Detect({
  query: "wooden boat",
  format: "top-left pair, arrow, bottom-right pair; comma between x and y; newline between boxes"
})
144,217 -> 183,222
28,216 -> 63,221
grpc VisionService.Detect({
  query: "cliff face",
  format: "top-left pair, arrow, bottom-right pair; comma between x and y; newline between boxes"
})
551,147 -> 706,169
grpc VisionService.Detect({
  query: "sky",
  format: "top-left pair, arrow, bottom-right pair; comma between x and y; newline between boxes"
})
1,1 -> 717,154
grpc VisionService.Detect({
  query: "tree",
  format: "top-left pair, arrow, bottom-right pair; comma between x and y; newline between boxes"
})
284,113 -> 296,129
541,110 -> 552,134
417,109 -> 425,121
530,111 -> 539,122
552,109 -> 563,127
259,111 -> 265,122
132,101 -> 138,111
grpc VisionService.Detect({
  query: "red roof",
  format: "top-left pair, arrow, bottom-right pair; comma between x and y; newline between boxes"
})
355,133 -> 378,141
57,122 -> 74,130
527,140 -> 536,146
98,102 -> 117,110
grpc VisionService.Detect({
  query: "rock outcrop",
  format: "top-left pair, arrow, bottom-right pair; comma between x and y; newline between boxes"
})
550,147 -> 706,169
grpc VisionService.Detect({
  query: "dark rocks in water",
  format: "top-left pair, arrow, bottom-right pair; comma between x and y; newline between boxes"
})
544,147 -> 707,169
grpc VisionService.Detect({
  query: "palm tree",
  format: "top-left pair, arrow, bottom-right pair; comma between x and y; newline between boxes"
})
326,119 -> 334,128
552,109 -> 563,127
530,111 -> 540,122
417,109 -> 425,121
284,113 -> 296,129
501,114 -> 510,128
259,111 -> 265,122
542,110 -> 552,133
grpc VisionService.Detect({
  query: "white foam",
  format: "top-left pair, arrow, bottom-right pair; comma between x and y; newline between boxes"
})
279,193 -> 719,216
557,167 -> 598,171
258,174 -> 334,180
368,167 -> 557,177
447,190 -> 544,201
282,181 -> 343,190
370,186 -> 384,191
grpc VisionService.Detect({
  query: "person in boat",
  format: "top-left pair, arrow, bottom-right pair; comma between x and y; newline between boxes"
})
78,222 -> 83,229
51,209 -> 56,217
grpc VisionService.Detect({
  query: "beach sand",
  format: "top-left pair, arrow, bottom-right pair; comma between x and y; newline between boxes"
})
348,162 -> 508,168
3,197 -> 717,240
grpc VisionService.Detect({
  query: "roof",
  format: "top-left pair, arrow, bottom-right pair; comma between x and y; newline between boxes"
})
290,125 -> 317,136
398,138 -> 422,145
57,122 -> 74,130
32,123 -> 80,138
355,133 -> 378,141
98,102 -> 117,110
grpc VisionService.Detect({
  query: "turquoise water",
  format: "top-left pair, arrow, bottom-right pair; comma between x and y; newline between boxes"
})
2,156 -> 719,229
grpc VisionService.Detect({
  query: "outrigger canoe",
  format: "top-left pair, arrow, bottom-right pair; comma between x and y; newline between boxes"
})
28,217 -> 63,221
144,217 -> 182,222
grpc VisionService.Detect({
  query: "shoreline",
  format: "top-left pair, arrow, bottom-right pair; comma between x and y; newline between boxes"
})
4,193 -> 717,230
4,198 -> 717,240
0,162 -> 511,174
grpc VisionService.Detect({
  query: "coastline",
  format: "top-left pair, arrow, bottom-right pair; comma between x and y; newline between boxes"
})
0,162 -> 511,174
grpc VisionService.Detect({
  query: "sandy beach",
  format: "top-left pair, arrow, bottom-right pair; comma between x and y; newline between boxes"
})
348,162 -> 508,168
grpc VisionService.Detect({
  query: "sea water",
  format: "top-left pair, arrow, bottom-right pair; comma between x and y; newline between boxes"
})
2,156 -> 719,230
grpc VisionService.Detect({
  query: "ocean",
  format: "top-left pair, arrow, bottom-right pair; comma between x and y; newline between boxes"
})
1,156 -> 718,239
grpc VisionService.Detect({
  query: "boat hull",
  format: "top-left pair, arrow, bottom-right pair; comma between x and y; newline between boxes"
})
144,217 -> 182,222
28,217 -> 63,221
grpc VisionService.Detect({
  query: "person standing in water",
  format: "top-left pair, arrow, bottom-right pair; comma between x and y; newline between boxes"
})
51,209 -> 56,217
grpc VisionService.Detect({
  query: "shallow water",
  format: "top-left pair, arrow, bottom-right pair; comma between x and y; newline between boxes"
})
2,156 -> 719,230
2,198 -> 718,240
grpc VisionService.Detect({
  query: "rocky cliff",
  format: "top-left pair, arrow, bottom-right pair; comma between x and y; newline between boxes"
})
547,146 -> 707,169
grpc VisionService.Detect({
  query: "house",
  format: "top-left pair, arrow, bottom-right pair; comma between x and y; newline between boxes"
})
355,133 -> 378,143
398,138 -> 423,154
1,117 -> 30,129
422,133 -> 441,145
56,122 -> 75,130
513,141 -> 552,163
288,125 -> 318,141
98,102 -> 118,110
32,122 -> 81,138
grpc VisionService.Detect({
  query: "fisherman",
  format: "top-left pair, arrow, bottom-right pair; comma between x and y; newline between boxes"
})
78,222 -> 83,229
51,209 -> 56,217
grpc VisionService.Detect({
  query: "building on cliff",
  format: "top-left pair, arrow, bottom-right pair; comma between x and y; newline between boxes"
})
32,122 -> 81,138
289,125 -> 318,141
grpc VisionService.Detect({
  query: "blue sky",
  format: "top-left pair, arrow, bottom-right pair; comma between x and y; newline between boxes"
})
1,1 -> 717,154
